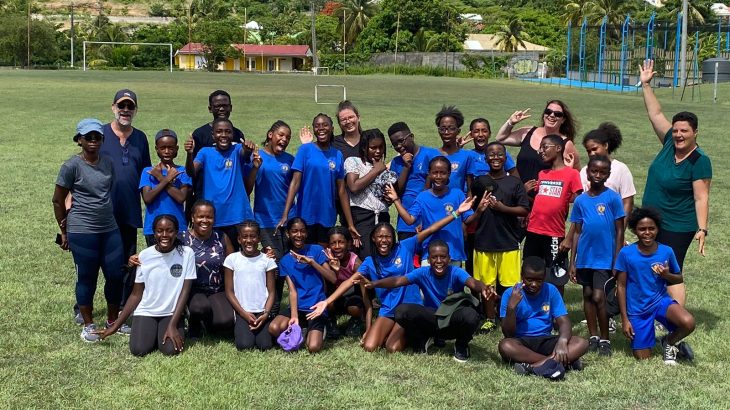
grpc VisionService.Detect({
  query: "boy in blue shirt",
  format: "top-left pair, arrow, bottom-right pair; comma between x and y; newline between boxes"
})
366,240 -> 495,362
185,118 -> 255,248
388,122 -> 440,241
139,129 -> 192,246
499,256 -> 588,380
568,155 -> 625,356
615,207 -> 695,365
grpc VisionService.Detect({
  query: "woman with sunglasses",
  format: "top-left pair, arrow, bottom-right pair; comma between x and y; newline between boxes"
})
52,119 -> 125,343
495,100 -> 580,196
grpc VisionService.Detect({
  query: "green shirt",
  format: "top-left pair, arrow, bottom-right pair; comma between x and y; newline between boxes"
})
642,129 -> 712,232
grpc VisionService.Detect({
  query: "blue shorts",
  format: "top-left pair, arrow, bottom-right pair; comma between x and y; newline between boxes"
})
627,296 -> 678,350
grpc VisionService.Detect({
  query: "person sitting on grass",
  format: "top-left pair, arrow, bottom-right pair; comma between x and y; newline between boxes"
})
498,256 -> 588,380
100,214 -> 196,357
363,240 -> 495,363
615,207 -> 696,365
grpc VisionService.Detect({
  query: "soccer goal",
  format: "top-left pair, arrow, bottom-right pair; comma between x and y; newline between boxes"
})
314,84 -> 346,105
313,66 -> 330,76
82,41 -> 174,72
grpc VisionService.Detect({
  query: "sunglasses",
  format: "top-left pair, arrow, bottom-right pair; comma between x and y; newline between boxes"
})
543,108 -> 564,118
117,101 -> 136,110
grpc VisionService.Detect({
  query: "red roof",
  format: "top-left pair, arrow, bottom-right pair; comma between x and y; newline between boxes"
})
177,43 -> 310,57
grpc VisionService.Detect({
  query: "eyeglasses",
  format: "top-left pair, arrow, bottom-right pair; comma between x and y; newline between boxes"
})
539,144 -> 558,151
438,126 -> 459,133
339,115 -> 358,123
543,108 -> 564,118
117,101 -> 136,110
393,133 -> 413,146
211,104 -> 230,110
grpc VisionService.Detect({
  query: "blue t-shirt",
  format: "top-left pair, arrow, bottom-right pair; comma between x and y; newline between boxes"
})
443,149 -> 478,192
194,144 -> 253,227
358,236 -> 423,318
614,243 -> 680,316
279,244 -> 328,313
100,124 -> 151,228
389,146 -> 440,233
292,143 -> 344,227
500,283 -> 568,338
405,266 -> 470,309
407,188 -> 474,261
139,165 -> 192,235
245,150 -> 295,228
570,188 -> 625,269
471,149 -> 516,175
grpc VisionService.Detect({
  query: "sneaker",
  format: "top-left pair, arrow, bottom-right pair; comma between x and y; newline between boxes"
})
677,340 -> 695,362
661,336 -> 679,365
567,358 -> 584,371
80,324 -> 100,343
513,362 -> 534,376
608,317 -> 617,333
588,336 -> 599,353
74,312 -> 84,325
453,343 -> 470,363
480,319 -> 497,334
118,323 -> 132,336
598,340 -> 612,356
326,318 -> 341,340
580,319 -> 587,325
344,317 -> 363,338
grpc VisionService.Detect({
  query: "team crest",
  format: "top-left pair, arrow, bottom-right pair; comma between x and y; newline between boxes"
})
451,162 -> 459,171
651,262 -> 664,275
281,163 -> 290,173
224,159 -> 233,169
444,203 -> 454,213
596,203 -> 606,215
394,257 -> 402,268
542,303 -> 550,313
328,160 -> 336,170
170,264 -> 183,278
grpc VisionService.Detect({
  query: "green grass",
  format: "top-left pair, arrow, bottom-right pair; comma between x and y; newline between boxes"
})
1,70 -> 729,409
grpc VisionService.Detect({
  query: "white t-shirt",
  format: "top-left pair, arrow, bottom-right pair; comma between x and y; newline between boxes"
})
134,246 -> 197,317
223,252 -> 277,313
580,159 -> 636,199
343,156 -> 397,212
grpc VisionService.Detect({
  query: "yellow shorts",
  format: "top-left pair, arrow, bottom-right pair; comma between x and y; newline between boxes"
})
473,250 -> 521,287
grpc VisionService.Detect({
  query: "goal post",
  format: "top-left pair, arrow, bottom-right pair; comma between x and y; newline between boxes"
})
314,84 -> 346,104
83,41 -> 173,72
313,66 -> 330,76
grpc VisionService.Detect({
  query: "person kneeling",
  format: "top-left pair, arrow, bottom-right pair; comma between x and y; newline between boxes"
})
498,256 -> 588,380
366,240 -> 495,362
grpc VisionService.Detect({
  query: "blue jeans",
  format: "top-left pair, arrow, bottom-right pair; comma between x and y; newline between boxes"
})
67,229 -> 124,307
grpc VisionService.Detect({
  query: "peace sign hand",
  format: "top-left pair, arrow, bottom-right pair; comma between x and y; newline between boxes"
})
252,146 -> 263,169
290,250 -> 313,265
457,131 -> 474,148
324,248 -> 341,272
509,108 -> 531,125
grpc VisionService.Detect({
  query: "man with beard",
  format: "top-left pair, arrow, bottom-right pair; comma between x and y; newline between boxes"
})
100,89 -> 151,334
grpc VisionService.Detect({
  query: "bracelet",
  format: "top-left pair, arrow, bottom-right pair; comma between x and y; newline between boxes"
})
697,228 -> 708,236
451,211 -> 459,219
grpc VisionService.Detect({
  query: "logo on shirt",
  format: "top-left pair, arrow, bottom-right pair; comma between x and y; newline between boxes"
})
328,160 -> 336,171
417,162 -> 424,171
451,162 -> 460,171
444,203 -> 455,213
224,159 -> 233,169
596,203 -> 606,215
281,163 -> 290,173
542,303 -> 550,313
170,263 -> 183,278
393,257 -> 402,268
538,180 -> 563,198
651,262 -> 664,276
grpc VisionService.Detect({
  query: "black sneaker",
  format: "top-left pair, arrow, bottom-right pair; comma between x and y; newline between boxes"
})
414,337 -> 434,354
567,358 -> 584,371
453,343 -> 470,363
598,340 -> 612,356
661,336 -> 678,365
677,340 -> 695,362
433,338 -> 446,348
588,336 -> 599,353
344,317 -> 363,338
326,318 -> 341,340
513,362 -> 534,376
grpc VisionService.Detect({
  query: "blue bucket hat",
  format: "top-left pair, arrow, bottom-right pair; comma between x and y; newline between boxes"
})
74,118 -> 104,142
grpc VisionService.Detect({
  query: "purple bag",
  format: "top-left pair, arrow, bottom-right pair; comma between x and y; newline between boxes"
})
277,323 -> 304,351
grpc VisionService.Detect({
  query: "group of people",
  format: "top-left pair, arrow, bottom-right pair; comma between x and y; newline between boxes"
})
53,60 -> 711,380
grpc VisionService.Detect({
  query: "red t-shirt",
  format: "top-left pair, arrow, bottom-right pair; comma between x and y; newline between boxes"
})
527,167 -> 582,237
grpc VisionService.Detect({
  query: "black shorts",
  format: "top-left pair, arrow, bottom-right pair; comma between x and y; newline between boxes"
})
517,335 -> 559,356
260,227 -> 288,261
279,307 -> 327,332
576,268 -> 611,290
306,223 -> 331,245
523,232 -> 564,285
332,286 -> 364,315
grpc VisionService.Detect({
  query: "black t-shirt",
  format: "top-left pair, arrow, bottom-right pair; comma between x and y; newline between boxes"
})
473,174 -> 530,252
191,123 -> 245,158
332,134 -> 362,160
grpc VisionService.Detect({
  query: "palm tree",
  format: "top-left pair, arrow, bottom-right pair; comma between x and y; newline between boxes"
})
585,0 -> 632,28
336,0 -> 378,48
663,0 -> 709,26
495,17 -> 529,53
562,0 -> 591,26
414,28 -> 438,52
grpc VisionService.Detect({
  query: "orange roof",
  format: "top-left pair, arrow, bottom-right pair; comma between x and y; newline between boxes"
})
177,43 -> 311,57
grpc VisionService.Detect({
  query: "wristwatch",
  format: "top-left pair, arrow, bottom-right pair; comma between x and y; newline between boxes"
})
697,228 -> 708,236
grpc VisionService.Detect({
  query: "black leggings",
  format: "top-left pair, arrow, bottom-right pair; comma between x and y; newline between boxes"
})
394,303 -> 480,348
234,312 -> 273,351
656,229 -> 695,270
187,291 -> 234,332
119,223 -> 139,307
130,315 -> 184,357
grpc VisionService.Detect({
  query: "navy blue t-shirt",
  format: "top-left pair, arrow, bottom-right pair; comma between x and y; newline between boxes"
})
389,146 -> 440,233
101,124 -> 151,228
406,266 -> 470,309
279,244 -> 329,313
358,236 -> 423,317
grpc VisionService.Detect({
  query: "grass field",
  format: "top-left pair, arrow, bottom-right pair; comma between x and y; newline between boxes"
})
1,70 -> 729,409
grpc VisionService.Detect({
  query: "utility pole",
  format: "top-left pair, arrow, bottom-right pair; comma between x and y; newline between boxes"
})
27,0 -> 31,68
70,2 -> 75,67
243,8 -> 247,71
310,1 -> 319,70
342,8 -> 346,74
679,0 -> 688,86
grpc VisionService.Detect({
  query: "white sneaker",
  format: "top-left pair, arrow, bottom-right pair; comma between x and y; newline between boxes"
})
80,324 -> 101,343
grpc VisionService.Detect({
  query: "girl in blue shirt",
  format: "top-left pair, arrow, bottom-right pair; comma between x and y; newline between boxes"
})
279,114 -> 360,247
434,105 -> 478,194
308,196 -> 477,353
